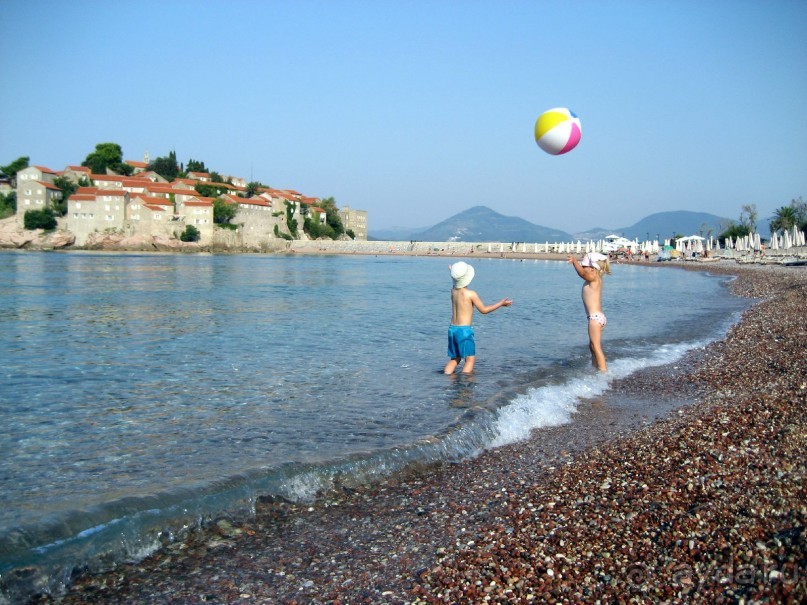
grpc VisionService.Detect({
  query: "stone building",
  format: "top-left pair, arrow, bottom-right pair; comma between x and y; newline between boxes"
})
15,165 -> 62,225
338,205 -> 368,240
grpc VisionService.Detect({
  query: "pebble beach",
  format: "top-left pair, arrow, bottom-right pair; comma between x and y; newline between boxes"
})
25,260 -> 806,604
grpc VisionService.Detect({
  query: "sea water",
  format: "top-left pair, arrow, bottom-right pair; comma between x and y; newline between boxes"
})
0,251 -> 751,599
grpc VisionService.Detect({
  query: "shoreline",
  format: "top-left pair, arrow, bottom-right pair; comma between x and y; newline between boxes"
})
16,261 -> 807,604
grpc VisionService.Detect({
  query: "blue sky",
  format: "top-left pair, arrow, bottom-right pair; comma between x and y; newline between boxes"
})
1,0 -> 805,234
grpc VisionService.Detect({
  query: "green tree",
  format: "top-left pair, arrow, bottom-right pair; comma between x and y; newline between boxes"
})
718,222 -> 750,242
346,229 -> 355,239
82,143 -> 126,174
180,225 -> 201,242
213,198 -> 238,224
304,216 -> 335,239
769,206 -> 798,233
285,201 -> 298,237
245,181 -> 263,198
194,183 -> 220,198
24,208 -> 57,230
186,159 -> 208,173
1,156 -> 30,182
317,196 -> 345,237
739,204 -> 758,232
52,176 -> 77,216
0,192 -> 16,219
148,150 -> 179,181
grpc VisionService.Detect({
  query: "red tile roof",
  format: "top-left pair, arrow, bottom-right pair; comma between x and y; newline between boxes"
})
76,186 -> 100,195
36,180 -> 62,191
133,195 -> 173,206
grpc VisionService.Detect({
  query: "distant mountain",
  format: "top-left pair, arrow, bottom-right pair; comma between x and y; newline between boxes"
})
370,208 -> 733,243
391,206 -> 573,242
619,211 -> 733,241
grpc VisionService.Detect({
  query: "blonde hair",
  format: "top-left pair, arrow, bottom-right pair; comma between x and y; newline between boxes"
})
596,258 -> 612,275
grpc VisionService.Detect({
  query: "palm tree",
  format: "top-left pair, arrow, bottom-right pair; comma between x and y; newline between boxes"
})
769,206 -> 797,233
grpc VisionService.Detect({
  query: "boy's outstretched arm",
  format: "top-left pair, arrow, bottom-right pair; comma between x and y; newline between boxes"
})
471,291 -> 513,314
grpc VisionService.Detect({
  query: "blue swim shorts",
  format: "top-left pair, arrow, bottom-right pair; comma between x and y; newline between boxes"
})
447,325 -> 476,359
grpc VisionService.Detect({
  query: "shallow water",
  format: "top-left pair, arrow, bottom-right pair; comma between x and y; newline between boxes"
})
0,251 -> 750,599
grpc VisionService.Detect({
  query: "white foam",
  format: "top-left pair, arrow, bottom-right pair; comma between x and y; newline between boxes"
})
278,471 -> 330,503
489,339 -> 703,449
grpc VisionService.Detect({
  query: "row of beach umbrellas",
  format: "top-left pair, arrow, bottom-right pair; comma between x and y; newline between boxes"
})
480,226 -> 805,255
724,226 -> 806,251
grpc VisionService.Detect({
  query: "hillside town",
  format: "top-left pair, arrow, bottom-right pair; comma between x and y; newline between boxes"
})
1,153 -> 368,251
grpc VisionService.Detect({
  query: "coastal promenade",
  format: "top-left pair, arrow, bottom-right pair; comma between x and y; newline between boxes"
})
289,238 -> 807,265
288,239 -> 571,259
44,260 -> 806,604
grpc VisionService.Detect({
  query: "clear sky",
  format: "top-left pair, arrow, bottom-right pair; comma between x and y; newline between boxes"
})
1,0 -> 805,234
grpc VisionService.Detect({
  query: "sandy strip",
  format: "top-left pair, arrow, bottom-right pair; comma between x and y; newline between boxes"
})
31,261 -> 807,604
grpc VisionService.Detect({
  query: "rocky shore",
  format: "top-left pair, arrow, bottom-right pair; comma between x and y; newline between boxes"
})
22,262 -> 807,604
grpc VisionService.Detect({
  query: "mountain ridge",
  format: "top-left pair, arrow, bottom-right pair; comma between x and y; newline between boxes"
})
370,207 -> 733,242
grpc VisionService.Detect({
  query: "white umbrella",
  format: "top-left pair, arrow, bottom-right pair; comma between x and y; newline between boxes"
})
487,243 -> 492,253
784,230 -> 792,249
753,233 -> 761,251
499,243 -> 504,253
771,233 -> 778,250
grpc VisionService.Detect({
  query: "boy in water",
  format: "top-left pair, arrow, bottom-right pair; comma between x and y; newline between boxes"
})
567,252 -> 611,372
444,261 -> 512,374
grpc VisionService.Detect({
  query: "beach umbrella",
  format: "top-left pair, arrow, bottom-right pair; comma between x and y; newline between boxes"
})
487,243 -> 492,253
576,240 -> 581,253
771,233 -> 779,250
784,230 -> 792,249
715,238 -> 720,250
753,233 -> 761,251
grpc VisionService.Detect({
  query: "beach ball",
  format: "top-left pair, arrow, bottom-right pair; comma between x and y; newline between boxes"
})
534,107 -> 582,155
